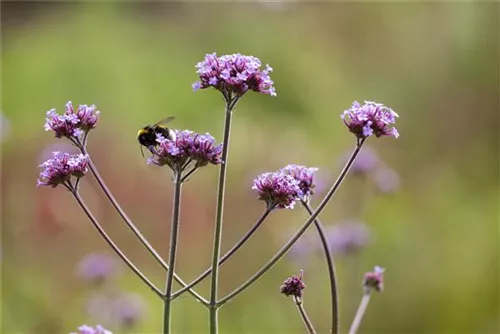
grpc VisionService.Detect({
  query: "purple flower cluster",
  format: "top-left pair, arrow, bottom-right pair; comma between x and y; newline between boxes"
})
342,101 -> 399,140
75,253 -> 122,284
280,270 -> 306,298
192,53 -> 276,97
326,221 -> 371,255
281,164 -> 319,201
363,266 -> 385,293
148,130 -> 222,171
252,164 -> 319,209
70,324 -> 112,334
37,152 -> 89,188
252,172 -> 300,209
45,101 -> 100,140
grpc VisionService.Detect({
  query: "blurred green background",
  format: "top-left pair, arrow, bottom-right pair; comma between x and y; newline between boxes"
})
1,2 -> 499,334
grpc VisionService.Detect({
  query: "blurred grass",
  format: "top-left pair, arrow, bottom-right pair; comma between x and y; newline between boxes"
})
1,2 -> 499,334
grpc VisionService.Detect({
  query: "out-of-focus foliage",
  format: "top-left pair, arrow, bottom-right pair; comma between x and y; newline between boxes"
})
2,2 -> 498,334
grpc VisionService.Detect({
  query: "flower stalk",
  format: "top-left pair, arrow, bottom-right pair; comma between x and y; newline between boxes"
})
301,200 -> 339,334
209,95 -> 239,334
294,296 -> 316,334
71,188 -> 163,299
163,171 -> 183,334
348,292 -> 371,334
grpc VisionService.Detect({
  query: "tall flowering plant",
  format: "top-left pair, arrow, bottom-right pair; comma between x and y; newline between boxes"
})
39,52 -> 399,334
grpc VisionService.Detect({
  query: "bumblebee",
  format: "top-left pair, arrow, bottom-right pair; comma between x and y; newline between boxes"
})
137,116 -> 176,156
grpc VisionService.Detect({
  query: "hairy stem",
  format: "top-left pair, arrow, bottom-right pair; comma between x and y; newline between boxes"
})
209,96 -> 239,334
163,171 -> 183,334
301,200 -> 339,334
217,139 -> 365,306
294,296 -> 317,334
71,190 -> 163,298
172,207 -> 273,300
348,292 -> 371,334
80,147 -> 207,305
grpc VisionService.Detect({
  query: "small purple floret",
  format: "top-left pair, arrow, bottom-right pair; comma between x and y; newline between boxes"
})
280,164 -> 319,201
70,324 -> 112,334
37,152 -> 88,188
280,270 -> 306,298
363,266 -> 385,293
252,171 -> 301,209
75,253 -> 121,284
148,130 -> 222,170
45,101 -> 100,139
193,53 -> 276,97
341,101 -> 399,140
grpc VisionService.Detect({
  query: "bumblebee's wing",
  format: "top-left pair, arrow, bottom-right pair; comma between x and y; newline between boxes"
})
153,116 -> 175,127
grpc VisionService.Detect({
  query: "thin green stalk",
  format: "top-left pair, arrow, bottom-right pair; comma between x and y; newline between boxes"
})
71,189 -> 163,298
217,139 -> 366,307
209,96 -> 239,334
301,200 -> 339,334
348,292 -> 371,334
172,207 -> 273,300
80,146 -> 207,305
293,296 -> 317,334
163,171 -> 183,334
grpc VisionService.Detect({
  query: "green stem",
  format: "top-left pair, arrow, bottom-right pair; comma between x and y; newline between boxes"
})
348,292 -> 371,334
71,190 -> 163,298
172,207 -> 273,300
301,200 -> 339,334
217,139 -> 366,306
293,296 -> 317,334
80,146 -> 207,305
209,96 -> 239,334
163,171 -> 183,334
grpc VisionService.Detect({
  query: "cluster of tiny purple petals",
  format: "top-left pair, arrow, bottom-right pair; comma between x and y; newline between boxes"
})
280,164 -> 318,200
75,253 -> 122,284
252,171 -> 301,209
148,130 -> 222,169
363,266 -> 385,293
341,101 -> 399,139
70,324 -> 112,334
280,270 -> 306,298
192,53 -> 276,97
45,101 -> 100,139
37,152 -> 89,188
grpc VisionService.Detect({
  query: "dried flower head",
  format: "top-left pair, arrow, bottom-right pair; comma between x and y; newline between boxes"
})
148,130 -> 222,172
45,101 -> 100,140
192,53 -> 276,97
363,266 -> 385,293
70,324 -> 112,334
252,171 -> 301,209
280,270 -> 306,298
280,164 -> 319,201
341,101 -> 399,140
37,152 -> 89,188
75,253 -> 122,284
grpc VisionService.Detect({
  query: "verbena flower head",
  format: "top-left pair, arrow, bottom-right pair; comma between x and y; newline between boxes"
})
70,324 -> 112,334
280,270 -> 306,298
327,221 -> 371,255
341,101 -> 399,140
341,147 -> 379,174
37,152 -> 88,188
112,293 -> 146,328
75,253 -> 122,284
280,164 -> 319,201
363,265 -> 385,293
148,130 -> 222,172
374,167 -> 400,193
252,171 -> 301,209
192,53 -> 276,97
45,101 -> 100,140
